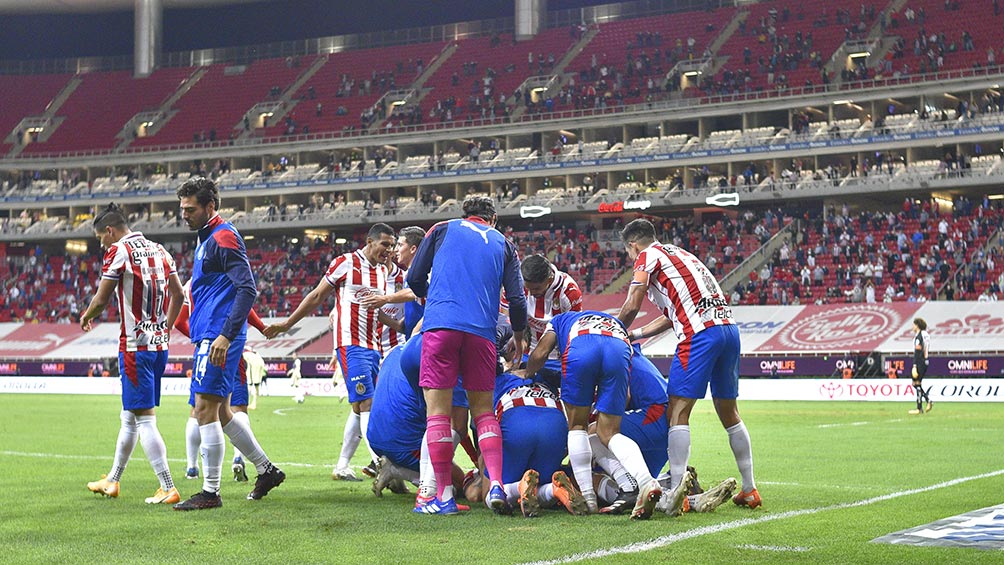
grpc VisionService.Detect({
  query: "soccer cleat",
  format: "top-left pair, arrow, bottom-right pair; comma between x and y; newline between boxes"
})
732,487 -> 762,509
551,471 -> 589,515
248,465 -> 285,500
372,456 -> 394,497
414,494 -> 435,509
517,469 -> 541,518
925,401 -> 933,413
387,478 -> 410,495
599,489 -> 638,515
657,470 -> 693,517
145,487 -> 181,504
631,479 -> 663,520
412,497 -> 461,515
486,484 -> 512,515
361,459 -> 379,479
232,458 -> 248,482
908,409 -> 921,415
689,478 -> 737,513
173,490 -> 222,511
87,475 -> 119,498
185,467 -> 199,480
687,465 -> 704,495
331,466 -> 361,481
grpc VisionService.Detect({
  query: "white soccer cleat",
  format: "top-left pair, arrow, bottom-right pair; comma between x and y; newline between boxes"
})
689,478 -> 737,513
657,470 -> 693,517
332,465 -> 360,481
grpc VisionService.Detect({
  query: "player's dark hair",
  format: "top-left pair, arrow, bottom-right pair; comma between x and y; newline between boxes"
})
521,254 -> 552,283
367,222 -> 395,240
176,176 -> 220,209
621,218 -> 656,244
399,226 -> 426,247
914,317 -> 927,331
93,203 -> 128,231
462,195 -> 496,221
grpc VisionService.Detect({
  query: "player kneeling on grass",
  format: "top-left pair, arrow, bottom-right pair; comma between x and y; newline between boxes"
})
81,204 -> 184,505
518,310 -> 662,520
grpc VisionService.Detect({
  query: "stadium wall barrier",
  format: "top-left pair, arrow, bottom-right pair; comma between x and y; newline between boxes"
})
7,122 -> 1004,204
0,377 -> 340,398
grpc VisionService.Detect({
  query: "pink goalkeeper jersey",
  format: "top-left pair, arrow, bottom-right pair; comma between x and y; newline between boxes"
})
324,250 -> 388,352
100,232 -> 177,352
632,242 -> 734,341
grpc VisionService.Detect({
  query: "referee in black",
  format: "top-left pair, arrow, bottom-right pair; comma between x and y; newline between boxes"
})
910,318 -> 932,414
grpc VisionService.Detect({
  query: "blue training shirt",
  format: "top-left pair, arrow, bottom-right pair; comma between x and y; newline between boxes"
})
406,216 -> 527,342
366,345 -> 425,453
190,214 -> 256,343
627,344 -> 670,410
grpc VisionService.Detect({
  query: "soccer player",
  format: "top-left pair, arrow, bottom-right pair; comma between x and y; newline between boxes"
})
617,218 -> 760,510
245,346 -> 267,410
520,254 -> 583,386
405,196 -> 528,515
361,225 -> 427,339
910,317 -> 933,414
522,310 -> 663,520
81,203 -> 184,505
264,223 -> 399,482
174,177 -> 285,510
287,352 -> 304,404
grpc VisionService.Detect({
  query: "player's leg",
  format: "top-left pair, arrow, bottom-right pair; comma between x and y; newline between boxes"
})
89,352 -> 140,498
185,401 -> 201,480
353,348 -> 381,476
133,351 -> 178,504
561,341 -> 603,512
459,331 -> 506,514
333,347 -> 362,480
416,329 -> 463,514
228,363 -> 250,483
175,339 -> 229,510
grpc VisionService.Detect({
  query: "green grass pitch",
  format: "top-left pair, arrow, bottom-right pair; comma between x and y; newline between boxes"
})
1,393 -> 1002,564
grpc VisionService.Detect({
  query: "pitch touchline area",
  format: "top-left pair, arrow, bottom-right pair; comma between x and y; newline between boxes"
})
519,469 -> 1004,565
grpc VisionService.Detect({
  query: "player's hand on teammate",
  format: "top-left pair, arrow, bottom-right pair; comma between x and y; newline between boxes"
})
359,294 -> 387,309
262,322 -> 289,339
209,335 -> 231,367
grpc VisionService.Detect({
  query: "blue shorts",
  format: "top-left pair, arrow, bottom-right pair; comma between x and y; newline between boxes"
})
338,345 -> 380,403
619,404 -> 669,477
119,350 -> 167,411
497,406 -> 568,484
230,354 -> 249,407
370,443 -> 421,473
191,338 -> 245,399
670,325 -> 741,400
560,334 -> 631,416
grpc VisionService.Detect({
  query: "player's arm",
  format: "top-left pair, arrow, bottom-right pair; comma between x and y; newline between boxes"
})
174,300 -> 191,338
502,239 -> 529,361
164,273 -> 185,339
377,309 -> 405,333
247,307 -> 267,336
405,223 -> 445,298
629,316 -> 674,341
618,269 -> 651,327
522,329 -> 557,378
361,287 -> 416,308
212,238 -> 257,366
264,277 -> 335,338
79,278 -> 118,332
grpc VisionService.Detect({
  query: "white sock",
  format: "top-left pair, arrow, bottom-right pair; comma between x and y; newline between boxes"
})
108,411 -> 138,483
504,481 -> 520,504
567,429 -> 595,501
232,446 -> 244,461
596,475 -> 620,505
336,411 -> 361,469
222,411 -> 271,474
185,417 -> 200,469
136,415 -> 173,490
667,425 -> 691,490
538,482 -> 555,505
418,430 -> 436,498
726,421 -> 756,492
359,411 -> 380,464
385,461 -> 420,484
607,433 -> 655,488
589,434 -> 638,492
200,422 -> 225,494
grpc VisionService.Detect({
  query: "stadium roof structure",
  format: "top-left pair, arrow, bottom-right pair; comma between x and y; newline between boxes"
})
0,0 -> 263,13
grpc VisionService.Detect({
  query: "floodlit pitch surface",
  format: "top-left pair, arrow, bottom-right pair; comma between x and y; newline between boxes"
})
2,394 -> 1002,564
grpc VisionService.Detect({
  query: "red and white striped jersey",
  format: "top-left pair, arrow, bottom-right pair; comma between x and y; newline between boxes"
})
100,232 -> 177,352
633,242 -> 734,341
495,384 -> 563,421
526,266 -> 583,359
380,262 -> 407,352
324,250 -> 388,352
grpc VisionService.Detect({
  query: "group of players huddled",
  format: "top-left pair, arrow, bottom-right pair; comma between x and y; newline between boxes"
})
81,176 -> 761,519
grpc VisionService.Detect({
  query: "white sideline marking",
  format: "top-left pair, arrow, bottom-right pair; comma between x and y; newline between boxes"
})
759,481 -> 889,492
817,418 -> 904,429
519,468 -> 1004,565
736,544 -> 809,552
0,450 -> 332,469
273,408 -> 295,416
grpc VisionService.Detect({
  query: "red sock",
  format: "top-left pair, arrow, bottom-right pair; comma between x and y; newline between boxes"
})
426,414 -> 455,501
459,433 -> 478,466
474,413 -> 503,488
